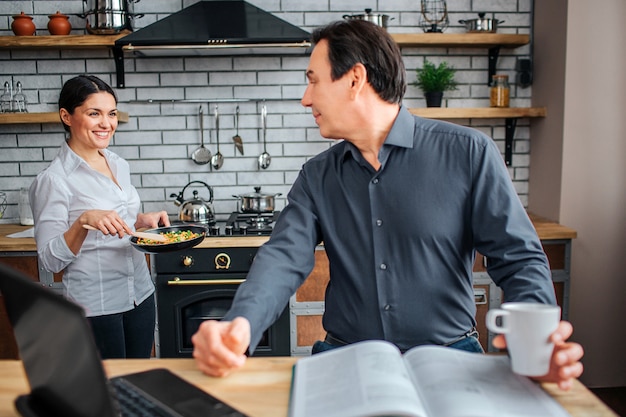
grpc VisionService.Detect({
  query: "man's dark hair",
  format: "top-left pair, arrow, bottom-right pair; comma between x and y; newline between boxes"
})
58,75 -> 117,133
311,20 -> 406,104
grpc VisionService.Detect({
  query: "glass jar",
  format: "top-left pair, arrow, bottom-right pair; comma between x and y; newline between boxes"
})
0,82 -> 11,113
19,188 -> 34,226
490,74 -> 510,108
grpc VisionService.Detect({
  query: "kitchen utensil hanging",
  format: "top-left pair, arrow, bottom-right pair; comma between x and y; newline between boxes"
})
211,105 -> 224,170
232,105 -> 244,155
258,104 -> 271,170
191,106 -> 211,165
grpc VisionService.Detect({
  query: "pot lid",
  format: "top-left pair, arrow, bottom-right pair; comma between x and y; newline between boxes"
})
240,186 -> 274,197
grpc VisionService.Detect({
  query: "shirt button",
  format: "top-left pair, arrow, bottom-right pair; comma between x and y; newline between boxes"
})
384,304 -> 391,311
380,263 -> 387,270
372,178 -> 379,184
376,219 -> 383,226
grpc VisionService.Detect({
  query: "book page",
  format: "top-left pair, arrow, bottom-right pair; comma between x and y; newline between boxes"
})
403,346 -> 571,417
289,340 -> 428,417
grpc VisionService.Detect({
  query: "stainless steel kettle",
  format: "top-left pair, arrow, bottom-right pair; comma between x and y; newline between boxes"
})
170,181 -> 215,224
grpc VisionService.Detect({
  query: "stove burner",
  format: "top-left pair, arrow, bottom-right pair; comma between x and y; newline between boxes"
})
170,212 -> 279,236
246,216 -> 271,227
226,211 -> 279,236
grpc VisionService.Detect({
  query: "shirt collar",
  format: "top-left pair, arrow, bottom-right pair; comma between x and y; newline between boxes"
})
58,140 -> 111,176
340,105 -> 414,166
343,105 -> 415,159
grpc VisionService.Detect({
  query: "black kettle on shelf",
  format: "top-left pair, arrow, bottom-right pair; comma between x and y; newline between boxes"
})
170,181 -> 215,224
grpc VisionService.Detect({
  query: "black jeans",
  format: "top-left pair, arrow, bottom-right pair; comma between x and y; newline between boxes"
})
88,294 -> 155,359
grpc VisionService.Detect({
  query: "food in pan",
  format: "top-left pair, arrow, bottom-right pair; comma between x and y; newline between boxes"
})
136,230 -> 201,245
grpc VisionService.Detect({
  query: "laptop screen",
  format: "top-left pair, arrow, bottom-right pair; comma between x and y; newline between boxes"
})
0,262 -> 118,417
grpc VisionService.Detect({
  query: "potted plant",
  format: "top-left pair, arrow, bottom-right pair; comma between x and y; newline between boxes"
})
413,59 -> 458,107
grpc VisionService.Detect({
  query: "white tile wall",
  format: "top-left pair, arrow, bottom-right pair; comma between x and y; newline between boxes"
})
1,0 -> 532,220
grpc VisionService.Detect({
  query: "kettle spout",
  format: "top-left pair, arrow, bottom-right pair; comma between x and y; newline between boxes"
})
170,192 -> 184,206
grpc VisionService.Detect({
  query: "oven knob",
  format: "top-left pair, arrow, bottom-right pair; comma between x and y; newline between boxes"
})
239,224 -> 248,235
215,253 -> 231,269
182,256 -> 194,267
224,225 -> 234,236
209,224 -> 220,236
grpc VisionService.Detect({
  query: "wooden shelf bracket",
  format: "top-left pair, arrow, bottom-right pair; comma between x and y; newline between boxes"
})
505,117 -> 518,166
113,46 -> 126,89
488,46 -> 501,85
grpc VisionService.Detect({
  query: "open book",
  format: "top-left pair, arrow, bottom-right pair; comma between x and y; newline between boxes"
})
288,340 -> 570,417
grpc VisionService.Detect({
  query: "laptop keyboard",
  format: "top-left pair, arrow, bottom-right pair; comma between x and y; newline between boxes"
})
111,377 -> 178,417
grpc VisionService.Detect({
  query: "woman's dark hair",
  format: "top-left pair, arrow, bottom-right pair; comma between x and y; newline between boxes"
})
311,20 -> 406,104
58,75 -> 117,132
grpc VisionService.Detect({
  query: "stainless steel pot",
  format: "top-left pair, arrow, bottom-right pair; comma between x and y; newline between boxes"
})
459,12 -> 504,33
233,186 -> 282,213
343,8 -> 393,28
80,0 -> 142,34
170,181 -> 215,224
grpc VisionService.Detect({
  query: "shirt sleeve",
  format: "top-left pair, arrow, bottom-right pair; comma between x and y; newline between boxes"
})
470,138 -> 556,304
223,170 -> 321,353
30,172 -> 78,273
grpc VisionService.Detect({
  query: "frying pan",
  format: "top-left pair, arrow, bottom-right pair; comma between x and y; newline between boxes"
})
130,224 -> 207,254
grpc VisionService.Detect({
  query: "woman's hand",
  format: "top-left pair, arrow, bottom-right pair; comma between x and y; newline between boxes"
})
80,209 -> 134,238
64,209 -> 132,254
135,211 -> 170,230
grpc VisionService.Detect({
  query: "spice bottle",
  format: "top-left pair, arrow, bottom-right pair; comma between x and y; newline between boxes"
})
490,74 -> 510,108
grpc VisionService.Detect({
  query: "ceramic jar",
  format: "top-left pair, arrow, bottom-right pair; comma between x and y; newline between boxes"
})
48,11 -> 72,35
11,12 -> 36,36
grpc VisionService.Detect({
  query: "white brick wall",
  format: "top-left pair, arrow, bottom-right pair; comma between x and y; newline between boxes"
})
1,0 -> 532,220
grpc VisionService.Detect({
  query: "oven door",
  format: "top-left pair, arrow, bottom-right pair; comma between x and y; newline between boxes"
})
156,273 -> 289,358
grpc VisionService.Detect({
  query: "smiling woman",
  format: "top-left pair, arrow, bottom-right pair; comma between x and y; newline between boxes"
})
28,74 -> 170,360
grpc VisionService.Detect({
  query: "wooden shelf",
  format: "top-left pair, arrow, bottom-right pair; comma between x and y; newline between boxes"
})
0,111 -> 129,125
0,32 -> 528,50
391,33 -> 530,48
0,32 -> 129,49
409,107 -> 546,166
408,107 -> 546,119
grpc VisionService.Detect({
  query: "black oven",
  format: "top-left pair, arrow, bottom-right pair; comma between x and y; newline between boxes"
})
154,246 -> 290,358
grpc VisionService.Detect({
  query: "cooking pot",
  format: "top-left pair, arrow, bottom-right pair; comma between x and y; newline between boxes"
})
79,0 -> 143,34
170,181 -> 215,224
343,8 -> 393,28
233,186 -> 282,213
459,12 -> 504,33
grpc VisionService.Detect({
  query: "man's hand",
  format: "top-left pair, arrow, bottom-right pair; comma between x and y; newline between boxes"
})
493,320 -> 584,390
191,317 -> 251,377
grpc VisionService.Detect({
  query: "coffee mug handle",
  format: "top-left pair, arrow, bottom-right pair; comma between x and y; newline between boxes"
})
486,309 -> 510,334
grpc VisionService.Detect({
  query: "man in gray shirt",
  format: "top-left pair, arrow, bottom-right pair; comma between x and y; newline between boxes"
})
192,20 -> 583,389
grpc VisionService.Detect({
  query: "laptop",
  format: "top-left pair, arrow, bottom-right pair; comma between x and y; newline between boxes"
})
0,262 -> 248,417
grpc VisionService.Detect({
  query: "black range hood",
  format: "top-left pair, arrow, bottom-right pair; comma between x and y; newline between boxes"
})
113,0 -> 312,88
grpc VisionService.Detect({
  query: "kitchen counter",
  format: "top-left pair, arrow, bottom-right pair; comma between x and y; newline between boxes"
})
0,224 -> 269,252
0,213 -> 576,252
0,357 -> 617,417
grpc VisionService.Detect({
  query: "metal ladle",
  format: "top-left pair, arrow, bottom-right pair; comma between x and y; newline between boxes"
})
258,105 -> 271,170
191,106 -> 211,165
211,105 -> 224,170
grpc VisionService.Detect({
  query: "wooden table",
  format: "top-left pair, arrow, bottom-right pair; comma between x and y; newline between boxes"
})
0,358 -> 617,417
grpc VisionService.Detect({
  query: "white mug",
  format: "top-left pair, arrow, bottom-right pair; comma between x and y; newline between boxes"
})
486,302 -> 561,376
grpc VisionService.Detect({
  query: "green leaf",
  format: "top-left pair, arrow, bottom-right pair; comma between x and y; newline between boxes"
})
412,59 -> 458,93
